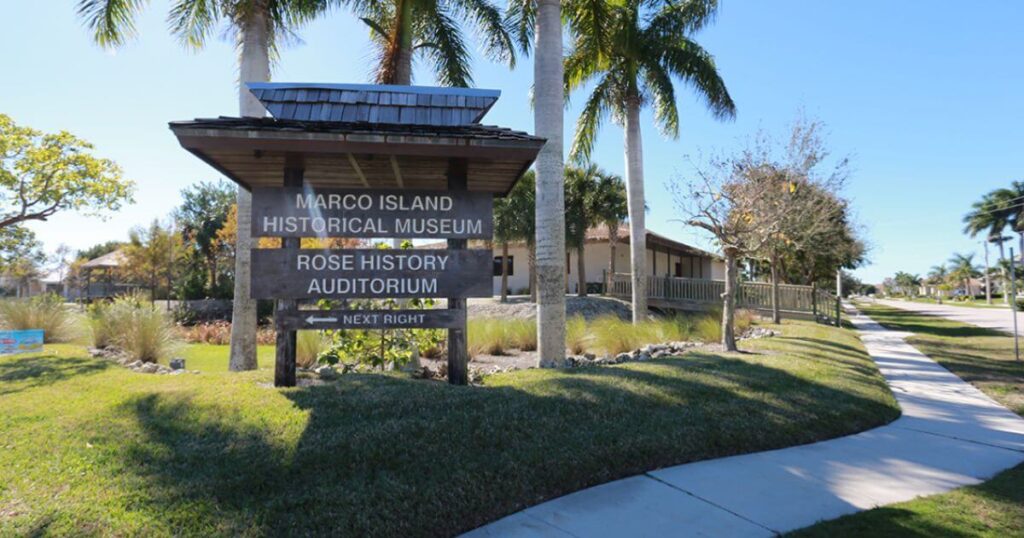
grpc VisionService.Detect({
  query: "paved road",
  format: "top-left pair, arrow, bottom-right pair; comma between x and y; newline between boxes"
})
463,306 -> 1024,537
875,299 -> 1024,335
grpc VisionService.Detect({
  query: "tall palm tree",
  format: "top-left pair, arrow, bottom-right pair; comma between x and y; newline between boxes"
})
78,0 -> 325,371
565,0 -> 735,323
343,0 -> 514,86
506,0 -> 566,366
991,181 -> 1024,256
964,191 -> 1010,304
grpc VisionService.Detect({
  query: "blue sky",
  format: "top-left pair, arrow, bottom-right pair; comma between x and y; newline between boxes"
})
3,1 -> 1022,283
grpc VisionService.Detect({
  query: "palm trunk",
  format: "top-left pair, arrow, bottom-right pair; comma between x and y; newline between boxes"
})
534,0 -> 566,367
998,239 -> 1009,303
623,96 -> 647,323
577,245 -> 587,297
228,10 -> 269,372
770,255 -> 781,324
394,0 -> 413,85
500,241 -> 509,302
722,249 -> 738,352
608,220 -> 618,275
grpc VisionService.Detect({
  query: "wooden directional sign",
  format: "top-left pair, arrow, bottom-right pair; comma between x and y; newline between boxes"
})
251,248 -> 492,299
276,308 -> 466,331
251,187 -> 493,239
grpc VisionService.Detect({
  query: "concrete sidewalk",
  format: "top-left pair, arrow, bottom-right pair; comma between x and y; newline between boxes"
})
877,298 -> 1024,335
464,307 -> 1024,537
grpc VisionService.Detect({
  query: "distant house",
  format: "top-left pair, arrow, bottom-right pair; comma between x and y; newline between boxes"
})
426,225 -> 725,296
0,274 -> 44,298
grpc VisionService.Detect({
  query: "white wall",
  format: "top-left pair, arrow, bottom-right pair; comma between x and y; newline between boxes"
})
491,241 -> 726,296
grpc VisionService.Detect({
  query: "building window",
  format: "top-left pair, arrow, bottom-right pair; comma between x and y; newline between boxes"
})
493,256 -> 514,276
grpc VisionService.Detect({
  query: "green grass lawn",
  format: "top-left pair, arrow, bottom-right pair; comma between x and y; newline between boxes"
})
790,302 -> 1024,537
174,344 -> 276,372
0,320 -> 898,536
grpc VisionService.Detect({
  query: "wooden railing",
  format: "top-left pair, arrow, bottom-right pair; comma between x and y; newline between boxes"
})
608,273 -> 839,325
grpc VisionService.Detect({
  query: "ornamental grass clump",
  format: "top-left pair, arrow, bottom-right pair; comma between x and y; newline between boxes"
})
565,315 -> 590,355
589,315 -> 643,355
90,295 -> 180,362
468,318 -> 509,357
0,294 -> 80,343
505,319 -> 537,351
297,330 -> 328,368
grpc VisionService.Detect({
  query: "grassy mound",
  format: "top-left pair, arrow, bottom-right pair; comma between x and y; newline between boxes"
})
0,320 -> 897,536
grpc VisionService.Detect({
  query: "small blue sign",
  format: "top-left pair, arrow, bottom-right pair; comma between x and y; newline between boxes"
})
0,330 -> 44,355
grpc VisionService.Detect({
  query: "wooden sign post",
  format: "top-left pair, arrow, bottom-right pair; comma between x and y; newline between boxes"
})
251,162 -> 491,387
171,82 -> 545,389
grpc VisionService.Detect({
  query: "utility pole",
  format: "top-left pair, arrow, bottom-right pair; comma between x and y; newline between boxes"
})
983,240 -> 992,305
1010,248 -> 1019,362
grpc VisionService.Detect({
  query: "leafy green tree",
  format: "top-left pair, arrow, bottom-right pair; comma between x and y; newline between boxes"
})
893,271 -> 921,297
175,181 -> 235,294
0,226 -> 47,297
123,219 -> 185,300
76,240 -> 123,262
565,0 -> 735,323
79,0 -> 330,372
0,114 -> 133,231
339,0 -> 515,86
927,264 -> 949,303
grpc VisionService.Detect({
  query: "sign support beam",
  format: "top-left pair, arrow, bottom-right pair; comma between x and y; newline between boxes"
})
274,155 -> 303,387
447,158 -> 469,385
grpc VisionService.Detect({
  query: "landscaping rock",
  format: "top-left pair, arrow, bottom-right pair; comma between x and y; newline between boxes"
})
315,365 -> 338,380
138,362 -> 159,374
615,352 -> 632,363
740,327 -> 778,340
636,352 -> 652,362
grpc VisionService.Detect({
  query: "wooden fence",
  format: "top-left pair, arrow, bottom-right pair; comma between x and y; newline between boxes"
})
609,273 -> 840,325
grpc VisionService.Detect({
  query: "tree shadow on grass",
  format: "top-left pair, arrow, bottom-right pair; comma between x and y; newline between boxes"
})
0,355 -> 110,396
110,352 -> 901,536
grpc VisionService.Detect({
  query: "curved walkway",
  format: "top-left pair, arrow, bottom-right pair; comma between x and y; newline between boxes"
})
464,306 -> 1024,537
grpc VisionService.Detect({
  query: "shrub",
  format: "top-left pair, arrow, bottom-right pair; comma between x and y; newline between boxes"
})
468,319 -> 509,357
90,295 -> 180,362
297,331 -> 328,368
176,320 -> 276,345
505,319 -> 537,351
0,294 -> 80,343
565,316 -> 590,354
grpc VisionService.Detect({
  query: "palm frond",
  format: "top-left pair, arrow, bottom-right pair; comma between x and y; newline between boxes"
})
504,0 -> 535,55
419,3 -> 473,87
569,73 -> 616,163
658,35 -> 736,120
450,0 -> 516,68
168,0 -> 220,50
645,0 -> 718,39
639,58 -> 679,138
76,0 -> 148,48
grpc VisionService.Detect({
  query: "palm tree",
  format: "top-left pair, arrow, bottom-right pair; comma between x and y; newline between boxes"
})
926,264 -> 948,303
343,0 -> 514,86
990,181 -> 1024,256
948,252 -> 980,299
964,191 -> 1010,304
493,171 -> 536,302
590,170 -> 628,291
565,0 -> 735,323
506,0 -> 566,366
564,164 -> 625,297
78,0 -> 326,371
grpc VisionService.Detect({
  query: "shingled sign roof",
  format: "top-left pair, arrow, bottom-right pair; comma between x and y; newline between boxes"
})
247,83 -> 499,126
169,82 -> 543,195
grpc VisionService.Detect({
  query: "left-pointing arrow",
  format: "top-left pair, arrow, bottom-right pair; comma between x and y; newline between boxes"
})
305,315 -> 339,324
